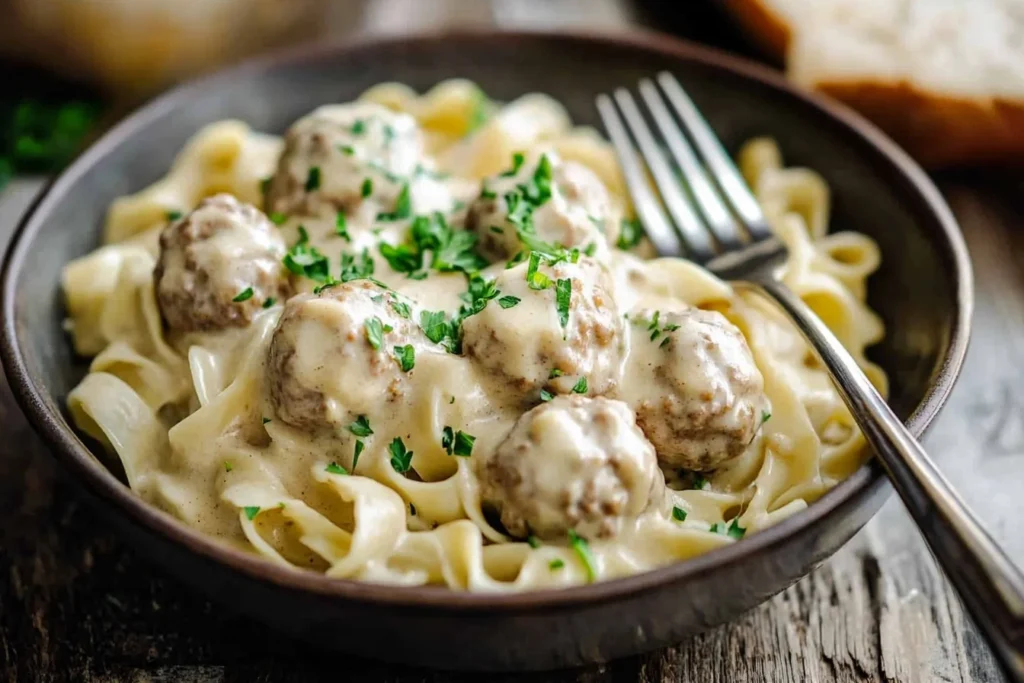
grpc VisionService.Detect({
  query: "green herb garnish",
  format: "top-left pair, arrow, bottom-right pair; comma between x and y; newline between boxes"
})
527,535 -> 542,549
166,210 -> 183,221
325,462 -> 348,475
672,506 -> 687,522
335,212 -> 351,241
393,344 -> 415,372
498,295 -> 521,309
283,226 -> 330,282
232,287 -> 254,302
571,376 -> 588,394
617,217 -> 643,250
727,519 -> 746,540
568,530 -> 597,582
549,559 -> 565,570
555,278 -> 572,328
540,389 -> 554,402
352,439 -> 365,472
243,506 -> 260,521
388,437 -> 413,473
305,166 -> 321,192
376,183 -> 412,221
364,316 -> 390,350
348,415 -> 373,438
361,177 -> 373,198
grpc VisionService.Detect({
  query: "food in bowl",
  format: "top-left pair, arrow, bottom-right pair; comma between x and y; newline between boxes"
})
61,79 -> 887,590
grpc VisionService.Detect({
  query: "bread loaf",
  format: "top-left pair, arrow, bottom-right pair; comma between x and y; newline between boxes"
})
723,0 -> 1024,168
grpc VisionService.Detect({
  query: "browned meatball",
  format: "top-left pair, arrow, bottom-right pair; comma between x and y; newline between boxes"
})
619,308 -> 769,471
466,153 -> 619,262
264,102 -> 425,218
461,256 -> 624,402
266,281 -> 422,431
479,395 -> 664,540
154,193 -> 288,333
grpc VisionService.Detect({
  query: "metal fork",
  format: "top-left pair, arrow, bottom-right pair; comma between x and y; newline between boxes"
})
598,72 -> 1024,682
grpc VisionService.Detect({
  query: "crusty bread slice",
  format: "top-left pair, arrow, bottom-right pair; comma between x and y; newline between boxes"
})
722,0 -> 1024,168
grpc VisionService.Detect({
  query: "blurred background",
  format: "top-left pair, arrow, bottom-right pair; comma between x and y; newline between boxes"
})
2,0 -> 1019,193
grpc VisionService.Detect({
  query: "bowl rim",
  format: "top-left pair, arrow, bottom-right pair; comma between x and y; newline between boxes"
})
0,26 -> 973,613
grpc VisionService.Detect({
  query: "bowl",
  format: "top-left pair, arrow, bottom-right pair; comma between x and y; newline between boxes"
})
0,29 -> 972,671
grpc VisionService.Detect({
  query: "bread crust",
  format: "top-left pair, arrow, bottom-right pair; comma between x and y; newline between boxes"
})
720,0 -> 790,61
722,0 -> 1024,168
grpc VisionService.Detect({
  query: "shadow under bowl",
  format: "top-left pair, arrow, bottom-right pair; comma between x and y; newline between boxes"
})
0,29 -> 972,671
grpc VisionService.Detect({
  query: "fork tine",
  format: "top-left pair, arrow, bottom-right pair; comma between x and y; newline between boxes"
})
638,78 -> 744,251
612,88 -> 716,263
595,94 -> 683,258
657,72 -> 774,241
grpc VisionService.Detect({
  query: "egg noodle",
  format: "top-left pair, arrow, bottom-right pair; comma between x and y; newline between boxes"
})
62,79 -> 886,590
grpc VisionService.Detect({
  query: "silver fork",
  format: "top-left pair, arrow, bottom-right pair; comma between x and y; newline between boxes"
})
598,72 -> 1024,682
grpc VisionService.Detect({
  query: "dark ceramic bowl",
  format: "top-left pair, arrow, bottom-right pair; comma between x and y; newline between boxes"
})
0,29 -> 971,671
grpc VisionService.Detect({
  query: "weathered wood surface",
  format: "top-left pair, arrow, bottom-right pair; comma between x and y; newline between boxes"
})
1,2 -> 1021,681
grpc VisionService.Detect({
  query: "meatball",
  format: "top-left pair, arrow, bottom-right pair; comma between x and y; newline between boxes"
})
265,102 -> 427,217
461,256 -> 624,400
466,153 -> 619,262
266,281 -> 422,431
622,308 -> 769,471
479,395 -> 664,540
154,193 -> 288,333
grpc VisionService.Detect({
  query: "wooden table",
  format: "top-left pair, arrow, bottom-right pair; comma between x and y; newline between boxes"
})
1,2 -> 1019,681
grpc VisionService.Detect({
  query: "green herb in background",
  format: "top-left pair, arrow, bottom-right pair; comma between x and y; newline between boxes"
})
1,100 -> 100,191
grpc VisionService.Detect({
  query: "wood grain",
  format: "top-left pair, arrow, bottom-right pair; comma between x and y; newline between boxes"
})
1,2 -> 1022,681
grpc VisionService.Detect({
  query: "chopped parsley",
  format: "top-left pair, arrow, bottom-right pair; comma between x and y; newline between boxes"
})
338,144 -> 355,156
339,249 -> 375,282
710,523 -> 724,534
361,177 -> 373,198
672,506 -> 687,522
549,559 -> 565,571
617,217 -> 644,250
526,253 -> 552,290
388,437 -> 413,473
379,212 -> 487,277
453,431 -> 475,457
583,243 -> 598,257
420,310 -> 451,344
269,212 -> 287,225
383,124 -> 396,145
262,417 -> 271,425
232,287 -> 254,302
305,166 -> 321,192
441,427 -> 475,457
224,461 -> 234,472
555,278 -> 572,328
761,410 -> 772,424
283,226 -> 330,282
527,535 -> 541,549
409,502 -> 417,516
260,177 -> 272,196
376,183 -> 412,221
498,295 -> 521,309
325,462 -> 348,475
571,376 -> 588,394
727,519 -> 746,540
393,344 -> 415,372
350,119 -> 366,135
540,389 -> 555,402
391,300 -> 412,319
549,368 -> 564,379
243,506 -> 260,521
501,152 -> 526,177
335,212 -> 351,241
364,317 -> 391,350
352,439 -> 365,471
479,186 -> 497,200
568,530 -> 597,582
692,474 -> 709,491
348,415 -> 373,438
166,210 -> 183,221
262,297 -> 275,309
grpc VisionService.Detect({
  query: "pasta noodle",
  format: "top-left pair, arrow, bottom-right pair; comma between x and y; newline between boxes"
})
63,79 -> 886,590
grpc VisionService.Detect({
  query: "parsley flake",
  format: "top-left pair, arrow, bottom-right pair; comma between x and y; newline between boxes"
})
269,212 -> 287,225
243,506 -> 260,521
388,437 -> 413,473
391,300 -> 412,319
166,210 -> 183,221
527,535 -> 541,548
549,368 -> 564,379
376,183 -> 412,221
501,152 -> 526,177
232,287 -> 254,302
568,530 -> 597,582
672,506 -> 687,522
540,389 -> 554,402
340,249 -> 375,282
453,430 -> 475,457
325,462 -> 348,475
555,278 -> 572,328
727,519 -> 746,540
224,461 -> 234,472
617,217 -> 644,250
305,166 -> 321,192
571,376 -> 588,394
262,417 -> 271,424
347,415 -> 373,438
761,410 -> 772,424
335,212 -> 351,241
352,439 -> 364,471
393,344 -> 415,372
364,317 -> 390,349
549,559 -> 565,570
441,426 -> 454,454
361,177 -> 373,198
498,295 -> 521,309
283,226 -> 330,282
338,144 -> 355,156
350,119 -> 366,135
692,475 -> 709,491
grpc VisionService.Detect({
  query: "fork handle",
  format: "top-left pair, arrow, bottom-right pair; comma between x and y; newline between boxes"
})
746,279 -> 1024,681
